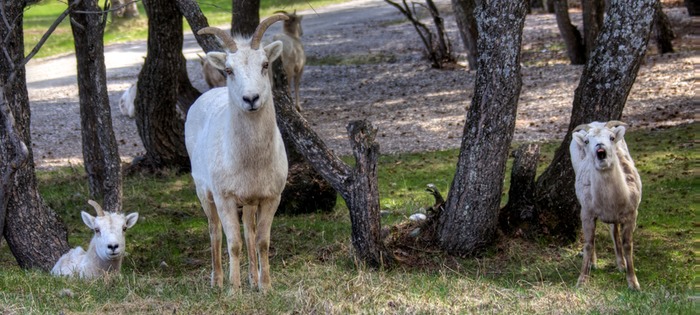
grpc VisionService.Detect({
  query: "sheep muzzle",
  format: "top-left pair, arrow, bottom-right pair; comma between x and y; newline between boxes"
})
596,147 -> 607,160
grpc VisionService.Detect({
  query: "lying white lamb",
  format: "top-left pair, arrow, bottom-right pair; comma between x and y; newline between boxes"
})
51,200 -> 139,278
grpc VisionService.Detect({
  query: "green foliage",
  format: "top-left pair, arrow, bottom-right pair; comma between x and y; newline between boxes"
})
0,123 -> 695,313
22,0 -> 342,59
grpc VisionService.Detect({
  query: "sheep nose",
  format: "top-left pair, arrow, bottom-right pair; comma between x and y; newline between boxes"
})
107,244 -> 119,251
242,94 -> 260,107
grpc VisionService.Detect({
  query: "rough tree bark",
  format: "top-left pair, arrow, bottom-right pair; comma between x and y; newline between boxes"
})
437,0 -> 527,255
581,0 -> 604,59
553,0 -> 585,64
0,87 -> 28,240
534,0 -> 657,242
653,1 -> 675,54
231,0 -> 259,36
175,0 -> 220,53
272,61 -> 393,267
133,0 -> 200,171
498,144 -> 540,236
0,0 -> 70,270
450,0 -> 478,69
69,0 -> 123,212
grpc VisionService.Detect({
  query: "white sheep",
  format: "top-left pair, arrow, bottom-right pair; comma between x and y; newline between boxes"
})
271,10 -> 305,111
198,54 -> 226,89
570,120 -> 642,290
51,200 -> 139,278
185,14 -> 289,293
118,83 -> 136,118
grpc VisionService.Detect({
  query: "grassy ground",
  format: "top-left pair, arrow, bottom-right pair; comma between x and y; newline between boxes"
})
23,0 -> 341,59
0,122 -> 695,314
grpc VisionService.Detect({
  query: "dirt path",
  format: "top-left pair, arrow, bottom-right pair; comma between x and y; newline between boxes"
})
25,1 -> 696,169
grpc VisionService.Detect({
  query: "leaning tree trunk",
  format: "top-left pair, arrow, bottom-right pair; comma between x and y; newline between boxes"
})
272,61 -> 393,267
581,0 -> 604,60
653,1 -> 675,54
534,0 -> 656,242
553,0 -> 585,64
69,0 -> 123,212
451,0 -> 478,70
0,0 -> 70,269
437,0 -> 527,255
134,0 -> 199,171
231,0 -> 259,37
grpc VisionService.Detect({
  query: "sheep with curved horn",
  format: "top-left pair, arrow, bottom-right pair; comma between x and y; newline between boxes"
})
186,14 -> 288,293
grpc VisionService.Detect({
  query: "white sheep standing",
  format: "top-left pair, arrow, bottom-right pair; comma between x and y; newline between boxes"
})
198,54 -> 226,89
569,120 -> 642,290
272,10 -> 305,111
185,14 -> 288,293
118,83 -> 136,118
51,200 -> 139,278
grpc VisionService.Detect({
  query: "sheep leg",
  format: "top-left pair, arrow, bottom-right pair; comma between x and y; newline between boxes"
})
256,196 -> 280,293
242,204 -> 260,289
294,70 -> 303,111
201,196 -> 224,288
609,223 -> 627,272
577,217 -> 596,287
621,223 -> 640,290
218,198 -> 243,293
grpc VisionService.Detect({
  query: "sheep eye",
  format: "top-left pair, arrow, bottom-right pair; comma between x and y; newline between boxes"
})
584,139 -> 589,144
94,228 -> 100,234
224,67 -> 233,76
262,62 -> 269,73
122,226 -> 127,232
610,136 -> 615,141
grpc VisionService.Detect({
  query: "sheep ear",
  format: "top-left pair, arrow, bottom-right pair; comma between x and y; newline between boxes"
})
612,125 -> 626,142
205,52 -> 228,71
572,131 -> 587,147
125,212 -> 139,229
81,211 -> 96,229
264,41 -> 283,62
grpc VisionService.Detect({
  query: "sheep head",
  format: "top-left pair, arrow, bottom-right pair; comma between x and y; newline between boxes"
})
275,9 -> 304,37
82,200 -> 139,262
571,121 -> 628,171
197,14 -> 288,112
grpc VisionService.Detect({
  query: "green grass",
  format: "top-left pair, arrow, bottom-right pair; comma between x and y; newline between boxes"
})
0,123 -> 695,313
23,0 -> 344,59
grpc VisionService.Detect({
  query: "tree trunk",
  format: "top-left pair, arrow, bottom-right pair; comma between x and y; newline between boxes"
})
450,0 -> 478,69
499,144 -> 540,236
553,0 -> 585,64
175,0 -> 221,53
437,0 -> 527,255
69,0 -> 123,212
134,0 -> 199,171
686,0 -> 700,16
0,87 -> 29,241
231,0 -> 260,37
0,0 -> 70,270
534,0 -> 656,242
581,0 -> 604,59
272,60 -> 393,267
653,1 -> 675,54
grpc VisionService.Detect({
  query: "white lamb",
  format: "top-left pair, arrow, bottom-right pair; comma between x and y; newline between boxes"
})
570,120 -> 642,290
118,83 -> 136,118
51,200 -> 139,278
185,14 -> 288,293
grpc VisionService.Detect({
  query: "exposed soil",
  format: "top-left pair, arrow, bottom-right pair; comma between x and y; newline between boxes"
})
25,0 -> 697,169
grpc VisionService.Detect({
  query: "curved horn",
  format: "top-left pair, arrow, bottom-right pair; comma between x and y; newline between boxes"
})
604,120 -> 627,129
250,14 -> 289,49
198,27 -> 238,52
87,199 -> 105,217
573,123 -> 591,133
273,10 -> 290,15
